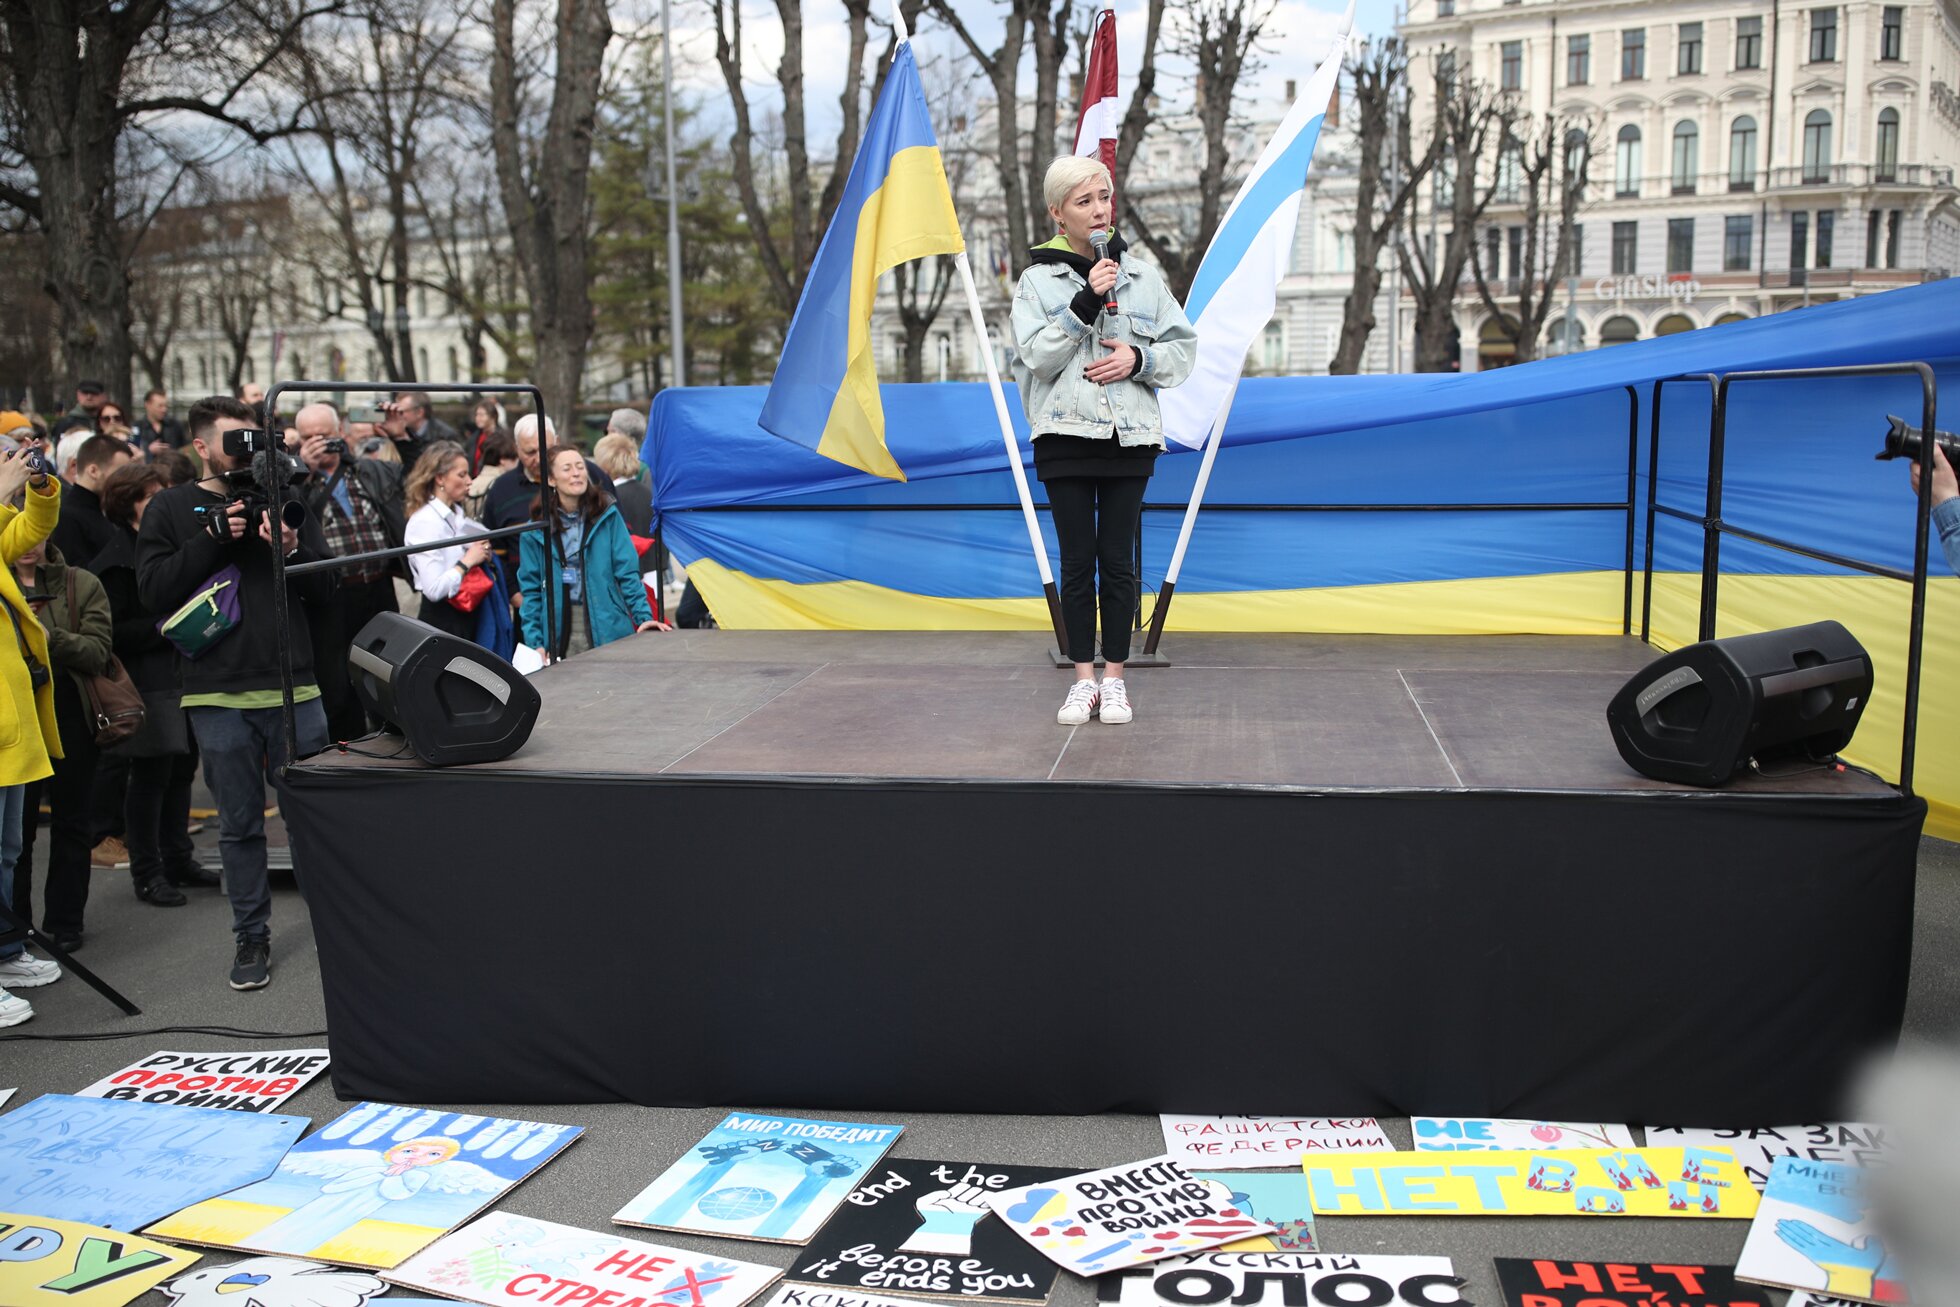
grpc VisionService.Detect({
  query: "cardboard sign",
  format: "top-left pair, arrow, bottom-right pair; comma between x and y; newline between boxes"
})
985,1156 -> 1273,1276
1737,1157 -> 1906,1305
76,1050 -> 330,1114
1305,1146 -> 1759,1218
1157,1117 -> 1391,1169
1190,1174 -> 1315,1252
763,1286 -> 949,1307
790,1159 -> 1071,1302
1494,1259 -> 1769,1306
1093,1252 -> 1464,1307
1412,1119 -> 1635,1152
1643,1124 -> 1888,1190
0,1095 -> 306,1232
148,1102 -> 581,1271
159,1256 -> 384,1307
0,1089 -> 15,1112
386,1209 -> 782,1307
1788,1296 -> 1869,1307
0,1211 -> 201,1307
615,1114 -> 904,1246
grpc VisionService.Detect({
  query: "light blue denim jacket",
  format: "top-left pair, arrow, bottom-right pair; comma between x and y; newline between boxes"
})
1010,242 -> 1197,448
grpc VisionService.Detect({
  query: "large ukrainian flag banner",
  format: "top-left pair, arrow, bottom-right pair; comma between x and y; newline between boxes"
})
758,43 -> 963,481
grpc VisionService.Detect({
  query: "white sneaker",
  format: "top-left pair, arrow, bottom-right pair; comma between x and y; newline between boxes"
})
1057,678 -> 1099,725
0,952 -> 61,989
0,986 -> 30,1027
1099,677 -> 1133,724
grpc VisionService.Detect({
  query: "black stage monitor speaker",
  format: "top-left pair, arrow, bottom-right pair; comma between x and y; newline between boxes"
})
1607,620 -> 1873,787
349,613 -> 541,766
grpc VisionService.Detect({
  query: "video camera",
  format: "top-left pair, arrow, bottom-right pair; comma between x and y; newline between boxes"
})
192,426 -> 308,542
1877,414 -> 1960,471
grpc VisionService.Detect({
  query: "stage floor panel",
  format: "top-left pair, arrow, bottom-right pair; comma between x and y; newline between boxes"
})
311,631 -> 1893,796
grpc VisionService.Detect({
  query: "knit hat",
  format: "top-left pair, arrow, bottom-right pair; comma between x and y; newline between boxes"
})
0,412 -> 32,437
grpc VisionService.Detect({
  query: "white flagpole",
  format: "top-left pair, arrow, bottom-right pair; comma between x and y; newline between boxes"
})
955,250 -> 1068,648
1143,376 -> 1238,653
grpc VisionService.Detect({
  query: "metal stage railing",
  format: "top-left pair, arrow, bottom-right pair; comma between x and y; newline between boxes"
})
1642,362 -> 1938,794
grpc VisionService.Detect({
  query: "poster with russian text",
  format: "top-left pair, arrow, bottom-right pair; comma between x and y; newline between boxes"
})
159,1257 -> 384,1307
1305,1147 -> 1759,1218
1643,1124 -> 1888,1190
985,1156 -> 1272,1276
387,1209 -> 782,1307
0,1211 -> 201,1307
615,1114 -> 904,1246
1411,1119 -> 1635,1152
1190,1174 -> 1315,1252
1494,1259 -> 1768,1306
75,1049 -> 329,1113
1157,1117 -> 1391,1169
1737,1157 -> 1906,1305
1096,1252 -> 1461,1307
792,1158 -> 1071,1302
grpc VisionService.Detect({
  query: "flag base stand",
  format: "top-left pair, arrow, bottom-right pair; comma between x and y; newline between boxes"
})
1048,642 -> 1171,670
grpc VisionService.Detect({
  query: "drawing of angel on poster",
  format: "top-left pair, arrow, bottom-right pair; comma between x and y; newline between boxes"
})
250,1136 -> 502,1254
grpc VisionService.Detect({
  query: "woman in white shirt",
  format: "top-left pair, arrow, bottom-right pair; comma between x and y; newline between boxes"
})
402,442 -> 491,641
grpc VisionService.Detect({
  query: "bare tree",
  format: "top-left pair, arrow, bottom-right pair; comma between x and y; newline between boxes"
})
489,0 -> 612,435
1398,51 -> 1507,373
1113,0 -> 1167,206
1024,0 -> 1075,241
932,0 -> 1034,261
1124,0 -> 1276,300
415,157 -> 529,382
1330,39 -> 1435,374
1467,111 -> 1594,365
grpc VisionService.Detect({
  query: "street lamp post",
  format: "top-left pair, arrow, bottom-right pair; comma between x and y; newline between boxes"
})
662,0 -> 685,390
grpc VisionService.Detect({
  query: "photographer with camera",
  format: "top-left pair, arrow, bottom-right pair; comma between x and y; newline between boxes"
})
1907,444 -> 1960,574
295,402 -> 405,742
136,396 -> 333,992
381,391 -> 458,472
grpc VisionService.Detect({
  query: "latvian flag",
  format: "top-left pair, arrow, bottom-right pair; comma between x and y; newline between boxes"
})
1074,9 -> 1119,215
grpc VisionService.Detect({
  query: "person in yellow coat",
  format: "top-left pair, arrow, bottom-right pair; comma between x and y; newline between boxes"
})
0,445 -> 66,1027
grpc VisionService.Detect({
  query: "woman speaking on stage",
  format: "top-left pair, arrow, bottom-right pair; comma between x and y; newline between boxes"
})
1011,155 -> 1195,727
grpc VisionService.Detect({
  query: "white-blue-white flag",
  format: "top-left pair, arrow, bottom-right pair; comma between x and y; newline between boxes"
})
1160,1 -> 1356,449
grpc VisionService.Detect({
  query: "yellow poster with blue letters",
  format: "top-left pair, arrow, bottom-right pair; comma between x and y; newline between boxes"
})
1304,1147 -> 1759,1218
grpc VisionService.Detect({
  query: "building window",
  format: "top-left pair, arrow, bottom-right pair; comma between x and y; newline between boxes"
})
1615,124 -> 1641,196
1561,223 -> 1585,277
1485,227 -> 1501,277
1876,108 -> 1900,182
1656,314 -> 1696,336
1496,141 -> 1524,201
1600,315 -> 1640,345
1881,5 -> 1903,60
1802,110 -> 1832,182
1563,128 -> 1589,184
1671,121 -> 1699,193
1567,34 -> 1590,85
1791,211 -> 1810,269
1867,210 -> 1884,268
1507,225 -> 1524,277
1888,209 -> 1902,268
1437,0 -> 1454,13
1622,28 -> 1646,79
1725,215 -> 1753,270
1809,7 -> 1837,62
1260,321 -> 1285,372
1729,117 -> 1757,191
1434,156 -> 1454,207
1736,16 -> 1763,69
1501,40 -> 1522,91
1612,220 -> 1638,273
1816,209 -> 1835,267
1667,217 -> 1694,272
1678,22 -> 1703,74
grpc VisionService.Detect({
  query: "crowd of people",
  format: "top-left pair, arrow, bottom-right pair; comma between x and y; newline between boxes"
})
0,382 -> 691,1026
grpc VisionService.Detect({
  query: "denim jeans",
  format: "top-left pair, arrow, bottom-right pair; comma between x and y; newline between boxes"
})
0,784 -> 25,960
187,699 -> 328,942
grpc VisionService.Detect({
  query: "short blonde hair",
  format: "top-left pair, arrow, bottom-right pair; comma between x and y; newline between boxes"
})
592,433 -> 642,482
1043,156 -> 1112,215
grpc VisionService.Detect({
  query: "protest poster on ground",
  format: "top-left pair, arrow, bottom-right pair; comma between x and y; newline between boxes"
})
1190,1174 -> 1315,1252
985,1156 -> 1272,1276
764,1286 -> 954,1307
159,1256 -> 384,1307
0,1095 -> 306,1232
1411,1119 -> 1635,1152
1094,1252 -> 1463,1307
1156,1117 -> 1391,1169
75,1050 -> 329,1114
790,1158 -> 1071,1302
148,1102 -> 581,1271
0,1211 -> 202,1307
0,1088 -> 15,1111
1737,1157 -> 1905,1305
1643,1124 -> 1888,1190
1305,1146 -> 1759,1218
386,1209 -> 782,1307
615,1114 -> 904,1246
1788,1296 -> 1871,1307
1494,1259 -> 1769,1306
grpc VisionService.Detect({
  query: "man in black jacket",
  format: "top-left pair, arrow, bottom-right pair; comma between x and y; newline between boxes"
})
136,396 -> 333,993
133,389 -> 187,458
382,390 -> 458,471
295,401 -> 405,742
49,434 -> 134,567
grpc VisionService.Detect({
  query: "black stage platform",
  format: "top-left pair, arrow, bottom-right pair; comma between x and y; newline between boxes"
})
288,632 -> 1921,1122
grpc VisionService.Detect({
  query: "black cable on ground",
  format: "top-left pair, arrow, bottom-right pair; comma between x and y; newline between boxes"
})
0,1025 -> 328,1043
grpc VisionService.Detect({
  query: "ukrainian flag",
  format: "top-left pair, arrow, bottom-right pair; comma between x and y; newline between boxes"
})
759,44 -> 963,481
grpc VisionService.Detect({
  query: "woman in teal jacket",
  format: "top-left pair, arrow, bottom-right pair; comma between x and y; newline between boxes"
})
518,445 -> 669,662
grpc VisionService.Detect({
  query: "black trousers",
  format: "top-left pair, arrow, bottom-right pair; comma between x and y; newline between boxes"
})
1046,475 -> 1149,666
125,744 -> 199,886
312,575 -> 399,742
13,683 -> 100,936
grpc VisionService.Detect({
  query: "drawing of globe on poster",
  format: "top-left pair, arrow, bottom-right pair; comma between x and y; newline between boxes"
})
613,1113 -> 904,1246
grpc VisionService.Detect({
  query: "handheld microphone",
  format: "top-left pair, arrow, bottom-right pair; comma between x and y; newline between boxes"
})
1089,229 -> 1119,315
